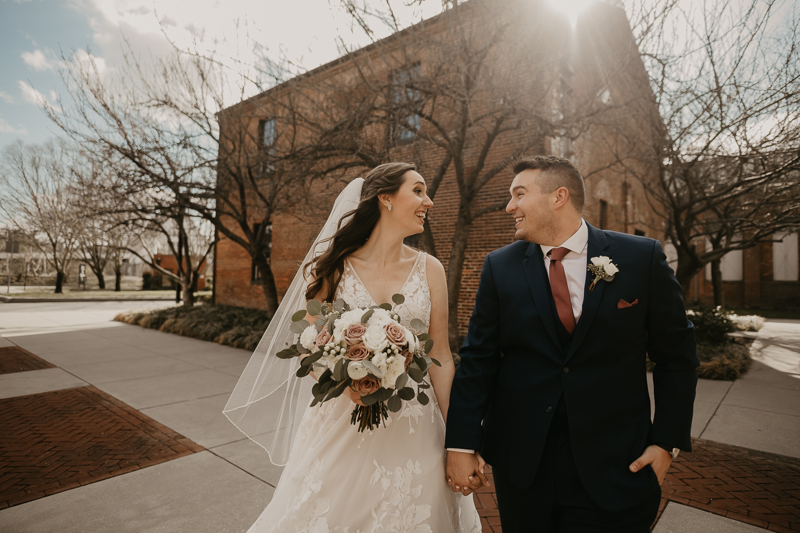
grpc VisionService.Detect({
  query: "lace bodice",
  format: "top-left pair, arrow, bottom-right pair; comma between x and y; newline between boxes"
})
337,251 -> 431,329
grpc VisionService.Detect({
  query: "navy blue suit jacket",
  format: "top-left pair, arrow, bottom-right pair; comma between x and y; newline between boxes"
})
445,224 -> 698,512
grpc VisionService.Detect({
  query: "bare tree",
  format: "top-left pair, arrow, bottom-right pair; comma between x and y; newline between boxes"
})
0,140 -> 83,293
43,36 -> 326,315
287,0 -> 626,349
610,0 -> 800,297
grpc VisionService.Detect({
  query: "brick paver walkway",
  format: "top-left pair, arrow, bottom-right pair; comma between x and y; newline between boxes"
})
473,438 -> 800,533
0,386 -> 203,509
0,346 -> 56,375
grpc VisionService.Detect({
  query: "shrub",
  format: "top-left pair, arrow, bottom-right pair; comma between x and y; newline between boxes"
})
696,342 -> 752,380
115,302 -> 269,352
687,307 -> 735,345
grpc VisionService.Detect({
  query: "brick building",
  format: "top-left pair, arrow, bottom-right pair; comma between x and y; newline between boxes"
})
666,232 -> 800,310
214,0 -> 665,335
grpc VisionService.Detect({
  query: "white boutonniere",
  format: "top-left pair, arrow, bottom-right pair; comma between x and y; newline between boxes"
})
587,256 -> 619,291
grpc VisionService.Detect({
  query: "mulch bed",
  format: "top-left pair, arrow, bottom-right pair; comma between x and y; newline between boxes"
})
0,346 -> 56,375
474,438 -> 800,532
0,386 -> 204,509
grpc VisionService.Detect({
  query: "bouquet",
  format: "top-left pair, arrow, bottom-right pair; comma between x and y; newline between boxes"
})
276,294 -> 440,432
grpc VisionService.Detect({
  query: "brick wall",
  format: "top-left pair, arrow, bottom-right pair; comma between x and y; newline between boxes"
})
214,0 -> 667,334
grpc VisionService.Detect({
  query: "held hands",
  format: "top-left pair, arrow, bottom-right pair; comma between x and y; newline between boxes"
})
446,451 -> 490,496
629,445 -> 673,484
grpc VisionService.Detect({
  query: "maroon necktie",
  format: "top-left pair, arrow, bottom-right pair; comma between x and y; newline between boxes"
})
548,247 -> 576,334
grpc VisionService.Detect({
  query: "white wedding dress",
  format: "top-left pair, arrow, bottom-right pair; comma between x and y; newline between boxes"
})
246,251 -> 481,533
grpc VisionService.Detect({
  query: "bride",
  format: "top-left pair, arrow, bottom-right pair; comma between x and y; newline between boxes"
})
224,162 -> 481,532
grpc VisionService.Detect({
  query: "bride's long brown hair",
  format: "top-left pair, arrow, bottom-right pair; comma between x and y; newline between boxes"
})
304,162 -> 416,303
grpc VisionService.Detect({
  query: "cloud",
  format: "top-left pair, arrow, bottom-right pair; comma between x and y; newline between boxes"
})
0,116 -> 28,136
0,91 -> 14,104
18,80 -> 60,114
66,49 -> 107,74
21,49 -> 55,71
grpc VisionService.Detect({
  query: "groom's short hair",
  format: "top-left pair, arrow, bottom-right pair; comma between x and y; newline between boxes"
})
512,156 -> 585,212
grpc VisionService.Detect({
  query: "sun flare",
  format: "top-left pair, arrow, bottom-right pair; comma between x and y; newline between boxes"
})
546,0 -> 596,27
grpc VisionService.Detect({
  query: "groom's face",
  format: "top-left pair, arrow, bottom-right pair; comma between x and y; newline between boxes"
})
506,169 -> 557,244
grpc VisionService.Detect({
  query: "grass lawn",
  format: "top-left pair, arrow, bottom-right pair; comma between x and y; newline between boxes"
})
3,289 -> 210,300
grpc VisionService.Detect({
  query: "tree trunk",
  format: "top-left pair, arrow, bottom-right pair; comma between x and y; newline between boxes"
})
180,271 -> 193,307
182,281 -> 194,307
55,271 -> 64,294
674,253 -> 702,293
176,282 -> 182,304
710,259 -> 724,308
254,253 -> 279,319
417,221 -> 438,258
115,270 -> 122,292
446,206 -> 473,353
94,269 -> 106,290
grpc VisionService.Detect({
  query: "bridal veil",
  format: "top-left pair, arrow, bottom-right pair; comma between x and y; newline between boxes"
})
223,178 -> 364,465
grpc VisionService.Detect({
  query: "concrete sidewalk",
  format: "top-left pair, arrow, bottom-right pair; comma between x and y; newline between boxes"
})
0,304 -> 280,532
0,303 -> 798,532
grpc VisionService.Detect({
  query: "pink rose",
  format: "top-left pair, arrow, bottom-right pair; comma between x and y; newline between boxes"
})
346,343 -> 371,361
351,375 -> 381,395
384,322 -> 406,346
315,329 -> 332,348
344,323 -> 367,345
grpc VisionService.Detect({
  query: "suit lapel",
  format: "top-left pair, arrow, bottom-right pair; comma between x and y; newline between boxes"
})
567,224 -> 609,360
523,242 -> 562,352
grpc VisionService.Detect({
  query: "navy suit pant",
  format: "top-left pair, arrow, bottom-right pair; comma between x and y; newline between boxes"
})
492,399 -> 661,533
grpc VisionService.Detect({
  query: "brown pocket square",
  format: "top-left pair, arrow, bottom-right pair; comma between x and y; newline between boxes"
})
618,298 -> 639,309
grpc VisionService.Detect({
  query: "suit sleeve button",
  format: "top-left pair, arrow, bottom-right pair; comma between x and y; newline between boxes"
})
546,406 -> 554,413
563,367 -> 570,374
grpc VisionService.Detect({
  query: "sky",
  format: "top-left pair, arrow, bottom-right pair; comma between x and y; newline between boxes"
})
0,0 -> 444,152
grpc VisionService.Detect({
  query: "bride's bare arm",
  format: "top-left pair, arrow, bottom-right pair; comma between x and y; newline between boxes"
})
425,255 -> 456,423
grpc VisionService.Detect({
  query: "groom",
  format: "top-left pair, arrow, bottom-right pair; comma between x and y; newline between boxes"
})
445,156 -> 698,532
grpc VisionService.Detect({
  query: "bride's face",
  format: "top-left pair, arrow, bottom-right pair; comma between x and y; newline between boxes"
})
382,171 -> 433,235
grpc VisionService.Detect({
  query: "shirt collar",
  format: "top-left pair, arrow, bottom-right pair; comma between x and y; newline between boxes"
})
541,219 -> 588,258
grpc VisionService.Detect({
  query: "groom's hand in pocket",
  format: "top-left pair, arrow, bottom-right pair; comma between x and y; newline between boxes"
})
629,445 -> 673,484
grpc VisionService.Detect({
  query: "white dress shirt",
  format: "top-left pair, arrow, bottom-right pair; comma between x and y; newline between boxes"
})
447,219 -> 589,456
540,219 -> 588,324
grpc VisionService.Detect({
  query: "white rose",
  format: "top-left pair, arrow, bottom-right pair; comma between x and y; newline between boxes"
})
371,352 -> 389,376
604,262 -> 619,276
299,325 -> 318,352
591,256 -> 611,268
332,309 -> 365,342
347,361 -> 368,380
368,308 -> 393,327
363,324 -> 388,353
382,355 -> 405,389
325,353 -> 339,371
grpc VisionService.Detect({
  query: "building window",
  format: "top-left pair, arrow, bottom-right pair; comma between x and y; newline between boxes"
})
634,229 -> 645,236
260,119 -> 276,148
773,231 -> 799,281
251,221 -> 273,282
599,200 -> 608,229
389,63 -> 422,143
705,238 -> 744,281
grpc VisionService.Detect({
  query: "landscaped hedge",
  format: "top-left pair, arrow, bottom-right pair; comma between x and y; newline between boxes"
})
115,302 -> 270,351
646,307 -> 761,380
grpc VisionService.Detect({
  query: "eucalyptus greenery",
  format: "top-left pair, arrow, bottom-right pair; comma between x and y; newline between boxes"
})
279,293 -> 440,432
